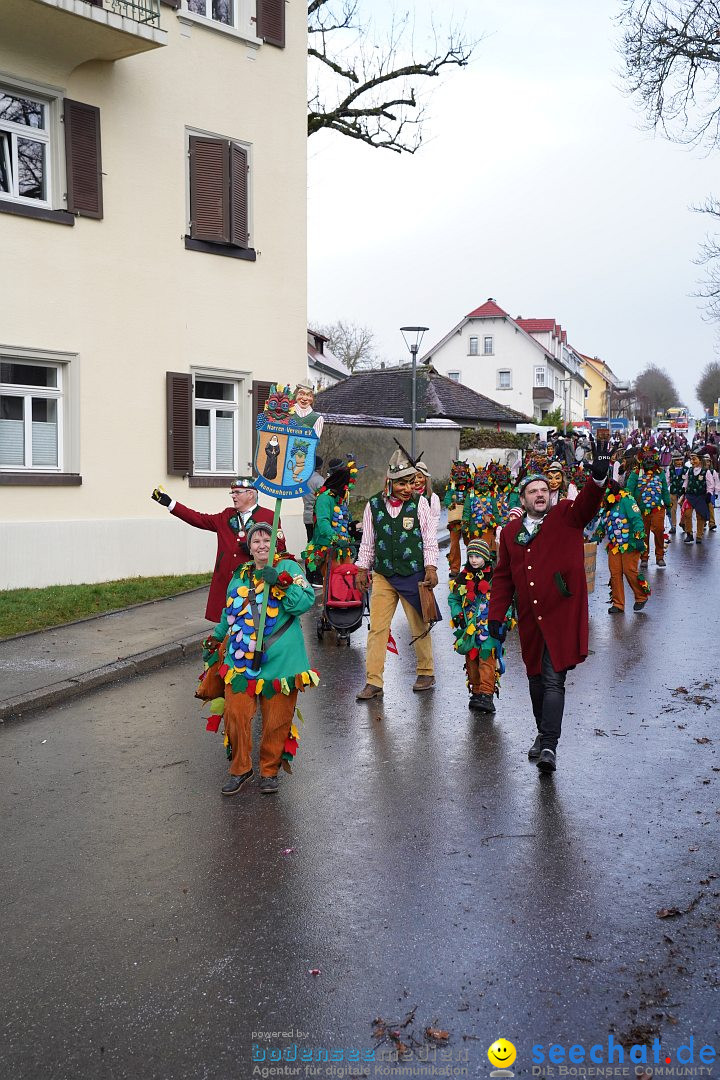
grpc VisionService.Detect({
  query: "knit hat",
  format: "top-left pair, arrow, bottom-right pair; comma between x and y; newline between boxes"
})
246,520 -> 272,544
518,472 -> 550,494
467,538 -> 495,564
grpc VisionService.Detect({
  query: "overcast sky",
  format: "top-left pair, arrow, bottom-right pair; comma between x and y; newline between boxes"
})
307,0 -> 720,415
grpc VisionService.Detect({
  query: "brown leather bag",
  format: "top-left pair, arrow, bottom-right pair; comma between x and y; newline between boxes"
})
418,581 -> 441,624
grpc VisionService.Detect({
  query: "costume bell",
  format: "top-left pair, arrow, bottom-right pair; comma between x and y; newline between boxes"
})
447,539 -> 514,715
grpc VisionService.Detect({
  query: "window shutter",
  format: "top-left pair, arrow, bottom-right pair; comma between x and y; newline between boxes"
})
64,99 -> 103,219
229,143 -> 248,248
189,136 -> 229,244
251,380 -> 273,465
257,0 -> 285,47
166,372 -> 193,475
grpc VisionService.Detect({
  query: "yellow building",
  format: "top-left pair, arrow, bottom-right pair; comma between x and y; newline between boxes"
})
1,0 -> 308,587
579,354 -> 621,417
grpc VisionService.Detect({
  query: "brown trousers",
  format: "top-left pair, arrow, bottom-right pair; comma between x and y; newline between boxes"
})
223,686 -> 298,778
466,652 -> 496,695
642,507 -> 665,561
682,505 -> 706,540
608,548 -> 646,611
669,494 -> 679,530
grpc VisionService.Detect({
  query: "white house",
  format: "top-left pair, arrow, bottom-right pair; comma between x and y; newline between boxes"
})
1,0 -> 308,588
421,298 -> 589,424
307,329 -> 349,390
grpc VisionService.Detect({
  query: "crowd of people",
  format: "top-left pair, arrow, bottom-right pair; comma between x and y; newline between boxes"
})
150,417 -> 719,794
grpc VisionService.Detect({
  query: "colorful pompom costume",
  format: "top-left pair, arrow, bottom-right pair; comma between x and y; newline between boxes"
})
591,489 -> 650,612
197,554 -> 318,780
447,554 -> 514,703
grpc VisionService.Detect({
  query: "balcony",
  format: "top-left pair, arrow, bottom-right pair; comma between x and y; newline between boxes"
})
533,386 -> 554,405
3,0 -> 168,73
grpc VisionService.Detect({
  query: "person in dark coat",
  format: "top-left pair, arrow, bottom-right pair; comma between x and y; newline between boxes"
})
487,441 -> 610,774
151,477 -> 285,621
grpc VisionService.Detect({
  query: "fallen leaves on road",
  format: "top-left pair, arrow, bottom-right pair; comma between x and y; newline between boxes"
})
673,687 -> 688,695
657,907 -> 682,919
695,737 -> 712,744
308,968 -> 321,976
281,847 -> 295,856
425,1028 -> 450,1042
594,728 -> 609,737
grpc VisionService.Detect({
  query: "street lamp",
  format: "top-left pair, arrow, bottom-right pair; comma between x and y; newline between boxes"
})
400,325 -> 429,459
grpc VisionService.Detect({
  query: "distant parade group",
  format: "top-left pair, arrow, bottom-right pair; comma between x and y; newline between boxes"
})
150,384 -> 719,792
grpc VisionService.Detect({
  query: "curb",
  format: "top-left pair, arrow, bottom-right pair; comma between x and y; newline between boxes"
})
0,633 -> 203,725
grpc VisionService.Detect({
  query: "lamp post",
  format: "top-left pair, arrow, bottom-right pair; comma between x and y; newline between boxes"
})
400,326 -> 429,459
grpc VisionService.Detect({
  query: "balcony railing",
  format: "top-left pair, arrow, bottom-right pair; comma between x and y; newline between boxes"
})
101,0 -> 161,26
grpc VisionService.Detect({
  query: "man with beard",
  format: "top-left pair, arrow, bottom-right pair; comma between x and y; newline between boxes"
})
487,440 -> 610,774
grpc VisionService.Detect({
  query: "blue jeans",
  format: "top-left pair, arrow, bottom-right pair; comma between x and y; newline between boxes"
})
528,646 -> 568,750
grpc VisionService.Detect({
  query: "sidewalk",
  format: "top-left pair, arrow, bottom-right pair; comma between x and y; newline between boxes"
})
0,526 -> 449,724
0,588 -> 212,724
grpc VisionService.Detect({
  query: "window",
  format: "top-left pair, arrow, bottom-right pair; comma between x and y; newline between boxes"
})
534,366 -> 546,387
447,371 -> 461,383
483,336 -> 494,355
468,336 -> 478,355
193,377 -> 240,473
497,370 -> 512,390
0,359 -> 62,469
186,132 -> 254,259
0,89 -> 50,207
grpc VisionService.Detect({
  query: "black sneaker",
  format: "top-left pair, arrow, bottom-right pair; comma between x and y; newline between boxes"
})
469,693 -> 496,714
259,775 -> 279,795
669,527 -> 676,535
696,538 -> 703,544
656,559 -> 666,567
537,748 -> 556,773
221,769 -> 253,796
528,734 -> 543,760
633,600 -> 647,612
683,536 -> 694,544
608,606 -> 623,614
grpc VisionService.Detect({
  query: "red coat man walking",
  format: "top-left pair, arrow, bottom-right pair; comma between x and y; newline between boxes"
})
151,477 -> 285,621
487,442 -> 610,774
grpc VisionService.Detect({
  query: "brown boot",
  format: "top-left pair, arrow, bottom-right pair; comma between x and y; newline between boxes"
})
412,675 -> 435,692
356,683 -> 383,701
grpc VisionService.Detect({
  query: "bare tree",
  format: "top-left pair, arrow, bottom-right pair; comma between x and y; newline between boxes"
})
315,319 -> 379,372
308,0 -> 475,153
619,0 -> 720,148
696,359 -> 720,408
633,364 -> 680,415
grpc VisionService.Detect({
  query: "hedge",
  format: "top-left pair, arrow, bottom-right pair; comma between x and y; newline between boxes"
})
459,428 -> 532,450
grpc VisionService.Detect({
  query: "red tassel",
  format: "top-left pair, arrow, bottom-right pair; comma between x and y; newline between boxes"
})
219,664 -> 229,678
273,678 -> 281,692
387,631 -> 399,655
205,715 -> 222,733
468,647 -> 479,660
284,736 -> 298,755
246,679 -> 256,695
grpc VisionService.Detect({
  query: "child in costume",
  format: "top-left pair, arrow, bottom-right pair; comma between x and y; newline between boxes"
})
197,521 -> 319,796
591,481 -> 651,614
448,538 -> 513,715
443,460 -> 474,576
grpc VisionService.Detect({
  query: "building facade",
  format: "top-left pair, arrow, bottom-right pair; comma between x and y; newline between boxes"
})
422,298 -> 588,424
1,0 -> 307,588
307,329 -> 349,390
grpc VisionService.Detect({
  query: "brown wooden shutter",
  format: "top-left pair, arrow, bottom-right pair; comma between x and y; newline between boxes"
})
189,136 -> 229,243
64,99 -> 103,219
257,0 -> 285,47
166,372 -> 193,475
251,380 -> 273,466
229,143 -> 248,248
160,0 -> 180,7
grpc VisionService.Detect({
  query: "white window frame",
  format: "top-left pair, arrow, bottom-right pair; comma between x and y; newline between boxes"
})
468,336 -> 478,356
447,371 -> 461,383
534,366 -> 546,387
180,0 -> 260,45
0,352 -> 73,472
192,367 -> 250,475
0,77 -> 65,211
483,335 -> 494,355
496,369 -> 512,390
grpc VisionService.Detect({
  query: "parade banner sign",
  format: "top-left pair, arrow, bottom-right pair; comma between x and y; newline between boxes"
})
253,384 -> 319,500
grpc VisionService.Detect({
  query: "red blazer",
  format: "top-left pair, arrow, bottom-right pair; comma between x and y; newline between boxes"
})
488,480 -> 604,676
170,503 -> 286,621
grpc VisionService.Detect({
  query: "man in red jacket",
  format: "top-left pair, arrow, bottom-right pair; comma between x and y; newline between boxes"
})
487,441 -> 610,774
151,478 -> 285,621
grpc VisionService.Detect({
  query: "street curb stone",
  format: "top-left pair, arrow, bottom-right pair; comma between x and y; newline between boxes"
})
0,634 -> 203,725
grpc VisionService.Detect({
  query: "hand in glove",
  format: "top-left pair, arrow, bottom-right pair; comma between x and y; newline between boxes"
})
589,435 -> 611,482
151,487 -> 171,507
422,565 -> 438,589
259,566 -> 279,584
487,619 -> 507,643
354,568 -> 369,592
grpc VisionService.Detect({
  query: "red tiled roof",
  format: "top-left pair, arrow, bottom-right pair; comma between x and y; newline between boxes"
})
466,298 -> 509,319
516,318 -> 557,334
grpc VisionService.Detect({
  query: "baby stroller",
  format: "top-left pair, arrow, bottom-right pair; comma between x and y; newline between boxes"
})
316,560 -> 366,646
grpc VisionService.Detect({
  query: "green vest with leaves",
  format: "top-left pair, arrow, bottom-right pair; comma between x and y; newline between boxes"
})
369,496 -> 423,577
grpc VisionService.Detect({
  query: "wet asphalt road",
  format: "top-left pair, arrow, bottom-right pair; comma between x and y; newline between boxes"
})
1,535 -> 719,1080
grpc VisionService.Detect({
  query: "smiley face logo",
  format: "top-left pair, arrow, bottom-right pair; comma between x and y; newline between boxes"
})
488,1039 -> 517,1069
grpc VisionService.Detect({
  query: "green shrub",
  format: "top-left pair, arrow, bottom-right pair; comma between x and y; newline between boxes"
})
459,429 -> 531,450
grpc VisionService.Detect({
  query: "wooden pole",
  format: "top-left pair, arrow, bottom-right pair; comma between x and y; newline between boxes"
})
254,497 -> 283,660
